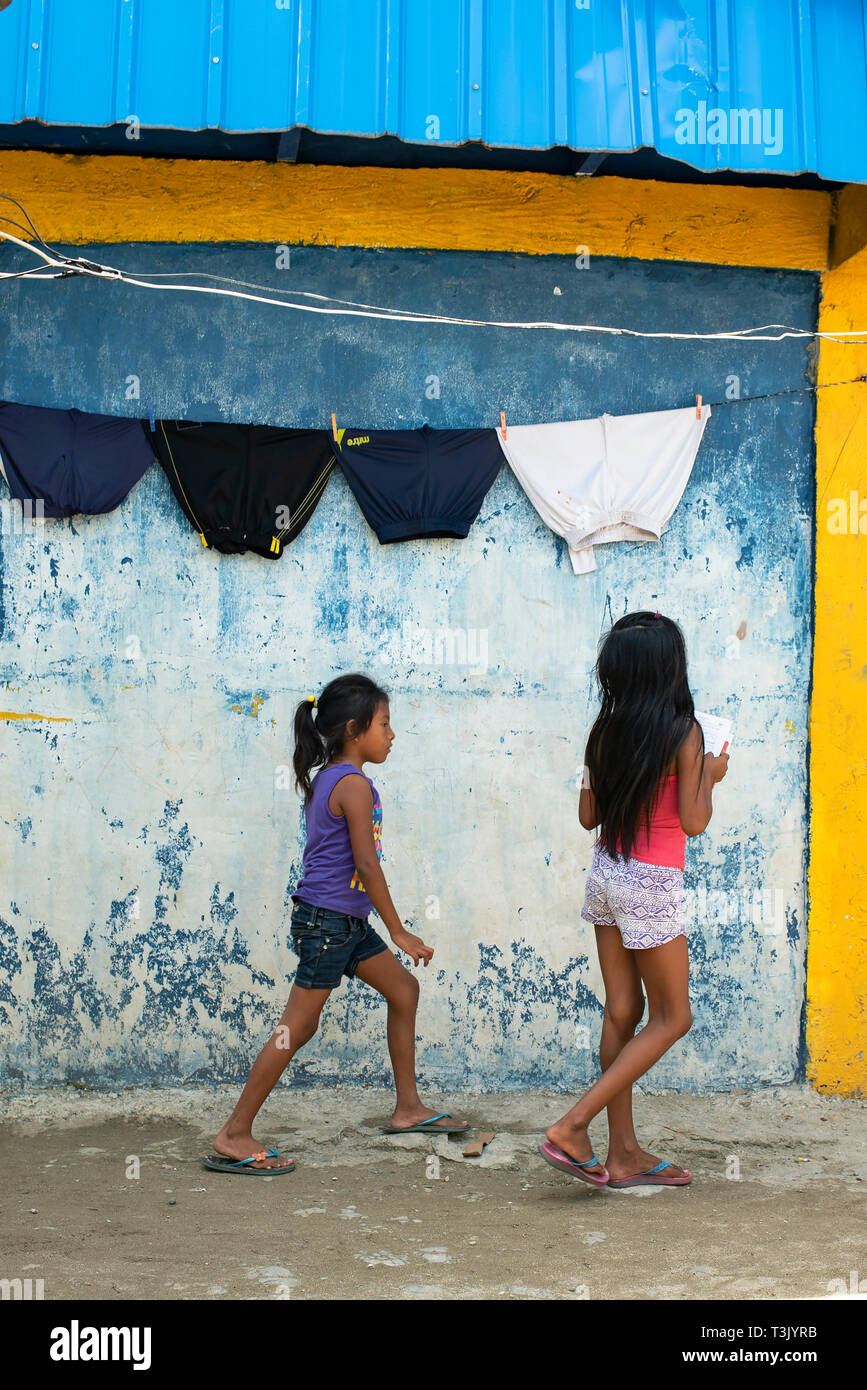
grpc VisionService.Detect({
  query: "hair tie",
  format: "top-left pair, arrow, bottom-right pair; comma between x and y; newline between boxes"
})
654,611 -> 662,618
307,694 -> 318,708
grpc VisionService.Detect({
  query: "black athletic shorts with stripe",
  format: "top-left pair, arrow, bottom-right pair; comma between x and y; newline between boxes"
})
149,419 -> 334,558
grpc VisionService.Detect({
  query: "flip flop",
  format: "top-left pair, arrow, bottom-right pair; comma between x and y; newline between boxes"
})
607,1160 -> 691,1188
201,1146 -> 296,1176
381,1112 -> 469,1135
538,1140 -> 609,1186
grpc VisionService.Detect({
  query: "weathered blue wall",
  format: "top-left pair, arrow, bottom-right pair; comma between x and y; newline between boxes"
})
0,241 -> 816,1090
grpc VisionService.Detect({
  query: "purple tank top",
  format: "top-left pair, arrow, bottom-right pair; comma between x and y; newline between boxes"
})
293,762 -> 382,917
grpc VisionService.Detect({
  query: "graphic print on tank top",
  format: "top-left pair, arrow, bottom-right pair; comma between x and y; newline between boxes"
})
349,793 -> 383,893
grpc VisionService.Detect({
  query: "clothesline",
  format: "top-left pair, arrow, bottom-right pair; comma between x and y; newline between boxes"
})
0,196 -> 856,581
4,194 -> 867,344
0,399 -> 716,576
699,376 -> 867,406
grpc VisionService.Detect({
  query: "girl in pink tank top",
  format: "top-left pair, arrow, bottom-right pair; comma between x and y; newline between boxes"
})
613,773 -> 686,869
539,612 -> 730,1192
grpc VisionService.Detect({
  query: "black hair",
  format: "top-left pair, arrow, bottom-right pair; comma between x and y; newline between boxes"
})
293,672 -> 389,800
585,611 -> 704,861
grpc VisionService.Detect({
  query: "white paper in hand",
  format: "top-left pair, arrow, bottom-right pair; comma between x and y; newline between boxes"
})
694,710 -> 733,756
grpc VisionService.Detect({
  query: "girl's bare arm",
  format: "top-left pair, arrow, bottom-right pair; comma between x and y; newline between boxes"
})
334,776 -> 404,934
678,720 -> 729,836
578,749 -> 600,829
333,777 -> 434,965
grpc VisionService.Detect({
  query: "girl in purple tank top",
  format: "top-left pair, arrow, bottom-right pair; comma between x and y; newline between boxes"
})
540,613 -> 730,1191
205,673 -> 468,1175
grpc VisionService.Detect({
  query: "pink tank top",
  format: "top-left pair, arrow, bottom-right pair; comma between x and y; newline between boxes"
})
614,774 -> 686,869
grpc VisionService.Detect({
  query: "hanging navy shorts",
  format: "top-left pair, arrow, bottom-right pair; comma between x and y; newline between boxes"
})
0,401 -> 155,517
150,419 -> 335,558
332,424 -> 502,542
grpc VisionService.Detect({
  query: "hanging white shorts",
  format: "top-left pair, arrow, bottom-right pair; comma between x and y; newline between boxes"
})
498,403 -> 711,574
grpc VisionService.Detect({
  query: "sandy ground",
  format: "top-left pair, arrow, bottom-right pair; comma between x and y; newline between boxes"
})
0,1080 -> 864,1301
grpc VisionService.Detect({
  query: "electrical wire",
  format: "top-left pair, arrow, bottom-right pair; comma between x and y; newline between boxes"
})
0,195 -> 60,259
4,201 -> 867,343
3,192 -> 867,423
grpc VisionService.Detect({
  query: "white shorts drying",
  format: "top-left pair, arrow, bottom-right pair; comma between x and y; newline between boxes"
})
497,404 -> 711,574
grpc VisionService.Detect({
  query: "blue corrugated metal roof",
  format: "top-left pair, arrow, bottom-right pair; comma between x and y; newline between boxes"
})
0,0 -> 865,183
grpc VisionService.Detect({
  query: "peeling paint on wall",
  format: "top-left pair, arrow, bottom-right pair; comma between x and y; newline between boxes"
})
0,242 -> 816,1089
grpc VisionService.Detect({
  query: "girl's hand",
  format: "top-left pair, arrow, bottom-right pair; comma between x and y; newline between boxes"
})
706,751 -> 730,784
390,928 -> 434,967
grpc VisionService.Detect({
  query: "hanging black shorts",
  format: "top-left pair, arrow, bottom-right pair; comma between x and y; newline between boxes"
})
332,424 -> 502,542
149,419 -> 335,558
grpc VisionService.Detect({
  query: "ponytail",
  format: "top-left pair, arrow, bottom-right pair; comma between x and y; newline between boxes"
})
293,698 -> 326,800
293,672 -> 389,800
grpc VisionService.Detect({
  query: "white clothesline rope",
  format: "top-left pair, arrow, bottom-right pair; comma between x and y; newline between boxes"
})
3,201 -> 867,345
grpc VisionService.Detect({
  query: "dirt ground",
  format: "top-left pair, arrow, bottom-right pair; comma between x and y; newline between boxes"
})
1,1080 -> 864,1301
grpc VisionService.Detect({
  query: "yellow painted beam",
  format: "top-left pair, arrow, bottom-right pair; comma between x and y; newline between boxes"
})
809,259 -> 867,1096
0,150 -> 830,270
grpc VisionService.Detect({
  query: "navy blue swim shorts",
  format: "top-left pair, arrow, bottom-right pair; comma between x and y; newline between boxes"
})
332,424 -> 502,542
0,401 -> 155,518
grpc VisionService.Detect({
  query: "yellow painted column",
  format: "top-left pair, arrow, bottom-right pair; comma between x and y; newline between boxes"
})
809,257 -> 867,1095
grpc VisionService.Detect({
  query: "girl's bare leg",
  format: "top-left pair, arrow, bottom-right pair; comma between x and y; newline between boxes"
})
547,934 -> 691,1176
594,925 -> 646,1171
211,983 -> 331,1169
355,949 -> 468,1129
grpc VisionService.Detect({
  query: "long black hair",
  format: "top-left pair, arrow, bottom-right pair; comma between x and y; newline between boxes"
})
293,672 -> 389,799
585,612 -> 704,861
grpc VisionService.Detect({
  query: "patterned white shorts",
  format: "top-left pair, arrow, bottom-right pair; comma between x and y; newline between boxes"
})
580,842 -> 687,950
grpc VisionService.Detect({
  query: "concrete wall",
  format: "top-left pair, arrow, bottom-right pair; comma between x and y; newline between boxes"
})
0,237 -> 817,1090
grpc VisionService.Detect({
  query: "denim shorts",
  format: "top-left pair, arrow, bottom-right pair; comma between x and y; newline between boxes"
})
289,899 -> 389,989
580,843 -> 687,950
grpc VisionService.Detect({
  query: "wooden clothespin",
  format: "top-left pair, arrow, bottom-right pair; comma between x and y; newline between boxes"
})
500,411 -> 507,440
695,394 -> 702,419
331,412 -> 338,441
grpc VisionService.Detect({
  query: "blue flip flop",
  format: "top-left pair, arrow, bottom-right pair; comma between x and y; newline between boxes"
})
607,1159 -> 691,1188
201,1146 -> 296,1176
381,1112 -> 469,1135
